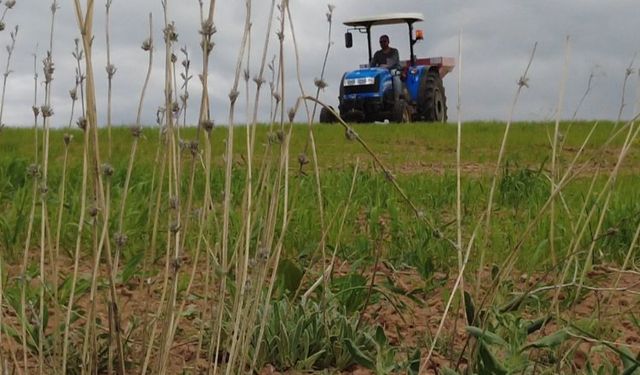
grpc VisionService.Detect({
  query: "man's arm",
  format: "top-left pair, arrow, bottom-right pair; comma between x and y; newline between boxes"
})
387,48 -> 400,70
370,51 -> 381,67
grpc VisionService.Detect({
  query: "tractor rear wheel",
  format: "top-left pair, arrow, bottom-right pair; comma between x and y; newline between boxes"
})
319,106 -> 337,123
419,70 -> 447,122
392,99 -> 411,123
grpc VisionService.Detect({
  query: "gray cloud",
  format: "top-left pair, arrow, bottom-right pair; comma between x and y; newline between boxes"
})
0,0 -> 638,127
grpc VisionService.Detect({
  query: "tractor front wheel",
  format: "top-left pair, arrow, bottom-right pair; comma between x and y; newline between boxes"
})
319,106 -> 338,123
419,70 -> 447,122
392,99 -> 411,123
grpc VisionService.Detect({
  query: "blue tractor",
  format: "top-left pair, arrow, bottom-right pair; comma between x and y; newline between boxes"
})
320,13 -> 455,123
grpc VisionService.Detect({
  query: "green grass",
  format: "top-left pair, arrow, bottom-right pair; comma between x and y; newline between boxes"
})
1,121 -> 637,270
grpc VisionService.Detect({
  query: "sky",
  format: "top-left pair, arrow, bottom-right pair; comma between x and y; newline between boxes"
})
0,0 -> 638,127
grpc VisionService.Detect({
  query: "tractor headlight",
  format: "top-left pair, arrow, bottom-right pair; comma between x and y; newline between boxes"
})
343,77 -> 376,86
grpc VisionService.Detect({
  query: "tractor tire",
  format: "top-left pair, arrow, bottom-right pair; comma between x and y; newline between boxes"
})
392,99 -> 411,123
319,106 -> 337,123
419,70 -> 447,122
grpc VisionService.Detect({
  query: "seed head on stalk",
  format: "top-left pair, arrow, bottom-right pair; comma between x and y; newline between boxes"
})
130,126 -> 142,138
76,116 -> 87,130
201,119 -> 214,133
40,105 -> 53,118
141,38 -> 153,52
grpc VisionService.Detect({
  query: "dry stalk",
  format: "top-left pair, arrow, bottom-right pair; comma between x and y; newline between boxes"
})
285,3 -> 328,293
217,1 -> 253,373
51,132 -> 72,365
0,25 -> 17,130
72,0 -> 126,372
179,46 -> 191,128
196,0 -> 217,139
36,2 -> 59,372
105,0 -> 115,159
61,126 -> 90,375
153,1 -> 185,372
0,24 -> 17,369
475,42 -> 537,296
20,47 -> 42,375
114,13 -> 152,274
615,54 -> 636,128
31,50 -> 39,163
0,0 -> 16,29
549,36 -> 571,268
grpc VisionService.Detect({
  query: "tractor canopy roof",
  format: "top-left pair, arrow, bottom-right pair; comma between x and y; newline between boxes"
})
343,12 -> 424,27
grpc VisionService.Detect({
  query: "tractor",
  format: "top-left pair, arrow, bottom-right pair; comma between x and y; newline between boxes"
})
320,13 -> 455,123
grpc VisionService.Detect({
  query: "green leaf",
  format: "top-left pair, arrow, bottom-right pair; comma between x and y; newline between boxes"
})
613,347 -> 640,375
440,367 -> 461,375
520,328 -> 569,351
297,349 -> 326,369
277,259 -> 304,293
466,326 -> 508,347
407,348 -> 421,375
464,291 -> 475,325
478,343 -> 508,375
374,325 -> 387,347
525,316 -> 552,335
344,338 -> 375,369
121,250 -> 144,283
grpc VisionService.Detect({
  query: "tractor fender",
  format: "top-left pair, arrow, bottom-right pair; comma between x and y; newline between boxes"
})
405,65 -> 427,102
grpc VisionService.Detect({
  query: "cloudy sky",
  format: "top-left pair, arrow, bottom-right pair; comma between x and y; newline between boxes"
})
0,0 -> 638,127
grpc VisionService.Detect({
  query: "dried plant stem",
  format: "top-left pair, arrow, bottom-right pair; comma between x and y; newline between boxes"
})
475,42 -> 537,296
72,0 -> 126,372
136,14 -> 153,125
52,134 -> 71,365
61,126 -> 89,374
220,1 -> 252,372
286,3 -> 328,280
549,36 -> 571,268
154,0 -> 185,371
105,0 -> 114,159
37,2 -> 59,372
19,175 -> 38,374
114,14 -> 152,272
0,22 -> 20,372
309,4 -> 334,122
196,0 -> 217,138
615,54 -> 636,128
0,26 -> 17,129
32,51 -> 39,163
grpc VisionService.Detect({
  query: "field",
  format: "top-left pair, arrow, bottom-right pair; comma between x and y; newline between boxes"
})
1,121 -> 639,374
0,0 -> 638,374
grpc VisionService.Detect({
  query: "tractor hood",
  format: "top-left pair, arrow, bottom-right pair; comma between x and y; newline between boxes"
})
342,67 -> 388,87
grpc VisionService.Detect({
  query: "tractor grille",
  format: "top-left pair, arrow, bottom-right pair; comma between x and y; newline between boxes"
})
343,80 -> 378,95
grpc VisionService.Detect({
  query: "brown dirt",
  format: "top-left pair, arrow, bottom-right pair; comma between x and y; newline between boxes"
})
2,254 -> 639,374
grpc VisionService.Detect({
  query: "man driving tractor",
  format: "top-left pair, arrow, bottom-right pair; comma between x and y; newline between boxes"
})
370,34 -> 402,100
370,34 -> 400,69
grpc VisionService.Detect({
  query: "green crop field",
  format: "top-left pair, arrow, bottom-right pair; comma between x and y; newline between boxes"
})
1,121 -> 639,374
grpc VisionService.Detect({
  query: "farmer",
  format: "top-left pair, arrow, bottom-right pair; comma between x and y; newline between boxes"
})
370,34 -> 402,99
370,34 -> 400,69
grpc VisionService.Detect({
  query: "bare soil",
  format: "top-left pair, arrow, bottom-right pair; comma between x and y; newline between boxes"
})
2,255 -> 639,374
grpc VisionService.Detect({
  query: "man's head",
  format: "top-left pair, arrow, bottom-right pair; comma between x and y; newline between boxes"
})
379,35 -> 390,49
